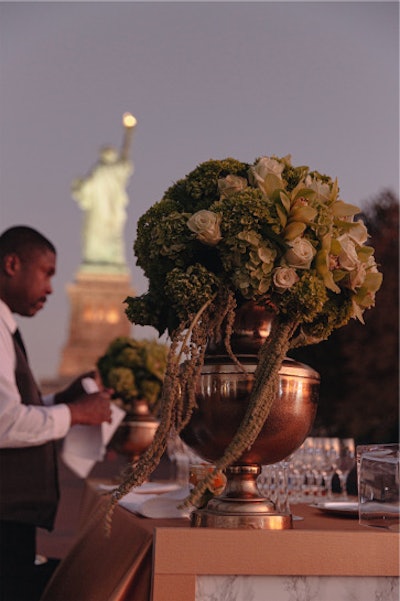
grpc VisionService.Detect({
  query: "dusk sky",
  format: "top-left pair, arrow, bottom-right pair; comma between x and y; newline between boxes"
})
1,1 -> 398,379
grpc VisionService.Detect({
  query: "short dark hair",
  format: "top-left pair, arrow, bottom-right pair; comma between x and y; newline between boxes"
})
0,226 -> 56,261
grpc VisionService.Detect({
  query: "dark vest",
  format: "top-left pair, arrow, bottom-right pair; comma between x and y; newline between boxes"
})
0,336 -> 59,530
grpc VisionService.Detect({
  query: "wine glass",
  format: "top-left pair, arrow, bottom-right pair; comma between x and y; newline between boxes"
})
310,437 -> 340,499
334,438 -> 355,500
167,433 -> 204,485
258,461 -> 291,513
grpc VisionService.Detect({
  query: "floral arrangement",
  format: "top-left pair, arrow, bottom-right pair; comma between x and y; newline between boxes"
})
107,155 -> 382,522
97,337 -> 168,416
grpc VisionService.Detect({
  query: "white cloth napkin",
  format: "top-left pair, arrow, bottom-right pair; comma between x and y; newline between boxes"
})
61,378 -> 126,478
117,485 -> 192,519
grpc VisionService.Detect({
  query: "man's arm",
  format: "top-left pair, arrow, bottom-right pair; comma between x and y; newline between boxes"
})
0,330 -> 111,448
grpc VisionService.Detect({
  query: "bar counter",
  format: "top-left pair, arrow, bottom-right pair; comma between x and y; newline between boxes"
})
41,479 -> 399,601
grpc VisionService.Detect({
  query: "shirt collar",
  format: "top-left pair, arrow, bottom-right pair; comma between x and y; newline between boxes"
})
0,298 -> 17,335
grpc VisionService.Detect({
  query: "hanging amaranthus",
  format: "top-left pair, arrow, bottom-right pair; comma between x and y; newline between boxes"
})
106,289 -> 237,529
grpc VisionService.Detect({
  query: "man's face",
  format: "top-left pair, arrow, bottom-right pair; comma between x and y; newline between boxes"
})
7,248 -> 56,316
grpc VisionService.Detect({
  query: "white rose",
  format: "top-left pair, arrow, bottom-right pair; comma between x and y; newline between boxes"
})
187,210 -> 222,246
304,175 -> 331,201
337,234 -> 359,271
218,175 -> 248,199
348,262 -> 367,291
249,157 -> 284,186
284,237 -> 316,269
345,254 -> 378,292
272,267 -> 299,293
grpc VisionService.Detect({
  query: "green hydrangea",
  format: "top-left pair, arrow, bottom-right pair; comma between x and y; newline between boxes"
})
97,337 -> 168,415
300,293 -> 354,340
163,158 -> 250,212
277,272 -> 328,322
106,367 -> 138,401
124,293 -> 160,329
134,201 -> 194,282
281,159 -> 310,191
164,264 -> 221,322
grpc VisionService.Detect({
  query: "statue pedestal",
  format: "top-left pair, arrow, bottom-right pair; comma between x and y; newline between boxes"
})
58,271 -> 135,378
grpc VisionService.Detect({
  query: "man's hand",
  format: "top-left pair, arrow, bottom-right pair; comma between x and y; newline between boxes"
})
54,371 -> 100,405
67,391 -> 113,426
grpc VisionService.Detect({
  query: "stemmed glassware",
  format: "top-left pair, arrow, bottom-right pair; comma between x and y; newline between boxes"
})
278,437 -> 343,502
167,434 -> 204,485
333,438 -> 355,499
311,437 -> 339,500
258,461 -> 291,513
259,436 -> 356,506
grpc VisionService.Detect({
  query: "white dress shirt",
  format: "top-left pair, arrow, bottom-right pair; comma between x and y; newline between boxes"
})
0,299 -> 71,447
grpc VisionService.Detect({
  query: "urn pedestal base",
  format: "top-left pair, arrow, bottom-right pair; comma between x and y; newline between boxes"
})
190,464 -> 292,529
191,507 -> 292,529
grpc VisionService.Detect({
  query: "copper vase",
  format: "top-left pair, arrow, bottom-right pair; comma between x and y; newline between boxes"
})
109,399 -> 159,463
181,302 -> 320,529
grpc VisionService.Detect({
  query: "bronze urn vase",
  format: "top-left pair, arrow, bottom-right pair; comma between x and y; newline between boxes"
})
181,302 -> 320,529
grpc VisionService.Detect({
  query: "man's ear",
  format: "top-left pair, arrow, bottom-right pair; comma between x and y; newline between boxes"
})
3,253 -> 21,276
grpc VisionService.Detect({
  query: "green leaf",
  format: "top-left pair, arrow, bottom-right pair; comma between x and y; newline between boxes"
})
334,219 -> 360,233
364,271 -> 383,293
279,190 -> 291,213
330,178 -> 339,201
289,206 -> 317,223
276,204 -> 288,228
321,233 -> 332,252
263,173 -> 284,196
331,200 -> 360,218
293,187 -> 316,201
332,269 -> 347,282
284,221 -> 306,241
352,272 -> 383,308
330,238 -> 342,255
357,245 -> 374,261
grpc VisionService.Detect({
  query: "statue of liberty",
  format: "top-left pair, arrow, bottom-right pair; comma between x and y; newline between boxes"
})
72,114 -> 136,272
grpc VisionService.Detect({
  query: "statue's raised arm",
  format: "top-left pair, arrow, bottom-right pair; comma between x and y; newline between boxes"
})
120,113 -> 137,162
72,114 -> 137,273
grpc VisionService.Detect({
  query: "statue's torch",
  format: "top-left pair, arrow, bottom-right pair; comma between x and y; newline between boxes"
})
120,112 -> 137,161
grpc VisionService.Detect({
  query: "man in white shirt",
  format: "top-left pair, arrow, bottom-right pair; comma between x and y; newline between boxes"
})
0,225 -> 113,601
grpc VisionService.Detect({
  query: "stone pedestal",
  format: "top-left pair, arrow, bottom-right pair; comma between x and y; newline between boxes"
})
58,271 -> 135,378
